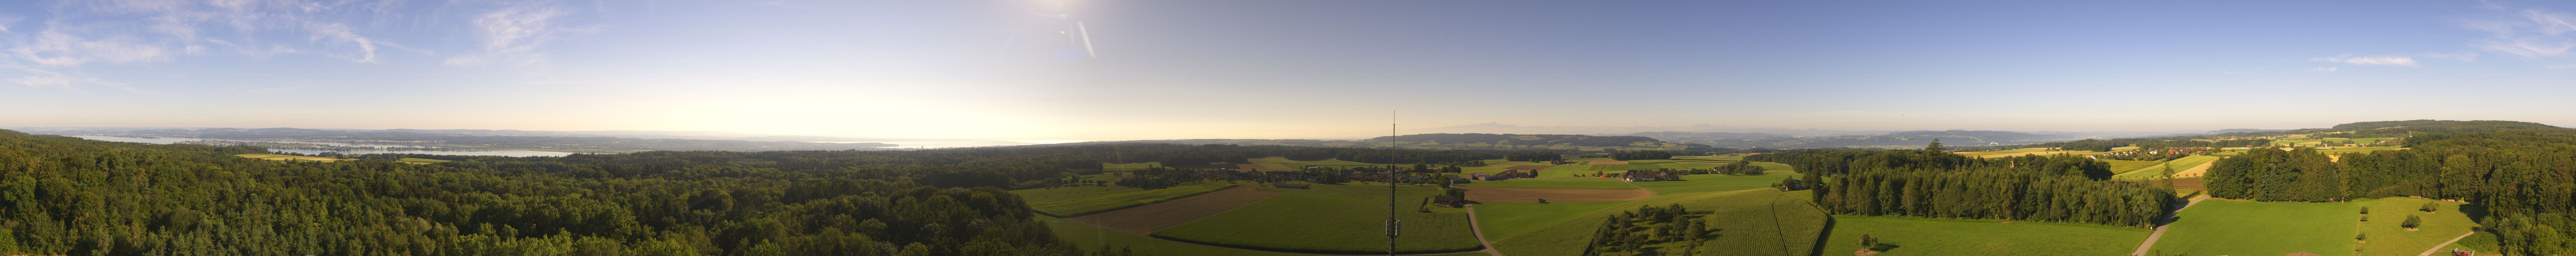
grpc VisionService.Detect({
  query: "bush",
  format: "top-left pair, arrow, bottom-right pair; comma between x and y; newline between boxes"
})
2359,206 -> 2369,214
2402,215 -> 2422,229
2421,202 -> 2439,213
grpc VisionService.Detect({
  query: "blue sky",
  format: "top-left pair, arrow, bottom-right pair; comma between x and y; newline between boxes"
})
3,0 -> 2574,140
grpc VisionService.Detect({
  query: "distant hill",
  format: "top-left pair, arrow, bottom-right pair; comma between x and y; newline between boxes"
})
81,128 -> 904,152
1414,122 -> 1894,137
2204,120 -> 2576,138
733,135 -> 949,142
1628,130 -> 2091,149
1048,133 -> 1695,151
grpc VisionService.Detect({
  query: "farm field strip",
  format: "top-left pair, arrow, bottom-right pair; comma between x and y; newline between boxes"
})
1065,185 -> 1282,234
1456,178 -> 1636,190
2148,200 -> 2358,256
1150,192 -> 1483,254
1820,216 -> 2150,256
1454,186 -> 1652,203
1030,182 -> 1238,217
2114,155 -> 2221,180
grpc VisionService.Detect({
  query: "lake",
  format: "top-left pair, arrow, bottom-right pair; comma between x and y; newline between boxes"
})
70,136 -> 579,157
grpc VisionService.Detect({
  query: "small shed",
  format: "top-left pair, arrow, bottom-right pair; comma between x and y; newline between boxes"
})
1272,182 -> 1310,189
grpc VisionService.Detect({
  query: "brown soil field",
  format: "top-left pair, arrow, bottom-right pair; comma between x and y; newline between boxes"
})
1454,186 -> 1653,203
1495,161 -> 1533,165
1586,160 -> 1629,165
1505,165 -> 1554,171
1066,185 -> 1285,234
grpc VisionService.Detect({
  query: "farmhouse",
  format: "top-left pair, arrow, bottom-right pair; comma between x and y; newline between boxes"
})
1618,170 -> 1680,182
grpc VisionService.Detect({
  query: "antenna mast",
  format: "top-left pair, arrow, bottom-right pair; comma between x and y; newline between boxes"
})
1387,110 -> 1400,256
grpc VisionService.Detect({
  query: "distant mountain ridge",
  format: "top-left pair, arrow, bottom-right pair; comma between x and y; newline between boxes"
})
1047,133 -> 1694,151
49,127 -> 905,152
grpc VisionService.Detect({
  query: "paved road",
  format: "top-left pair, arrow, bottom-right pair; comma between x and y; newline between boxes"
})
2131,196 -> 2209,256
2415,232 -> 2476,256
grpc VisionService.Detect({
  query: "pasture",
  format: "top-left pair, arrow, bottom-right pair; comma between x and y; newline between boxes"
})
1453,186 -> 1652,203
2101,159 -> 2164,175
2114,155 -> 2221,180
1151,192 -> 1483,254
1637,172 -> 1803,195
1012,185 -> 1145,203
1027,182 -> 1238,217
1456,178 -> 1637,190
1492,190 -> 1826,256
1819,216 -> 2150,256
1064,184 -> 1280,233
2148,200 -> 2359,256
2355,198 -> 2484,256
1041,215 -> 1314,256
2316,146 -> 2408,154
1471,201 -> 1629,242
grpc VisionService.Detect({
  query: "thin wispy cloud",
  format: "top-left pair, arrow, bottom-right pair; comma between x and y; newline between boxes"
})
2466,5 -> 2576,62
2312,55 -> 2419,66
0,0 -> 421,89
2306,66 -> 2339,72
446,4 -> 569,68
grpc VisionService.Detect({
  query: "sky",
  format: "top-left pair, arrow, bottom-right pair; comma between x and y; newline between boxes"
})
3,0 -> 2575,140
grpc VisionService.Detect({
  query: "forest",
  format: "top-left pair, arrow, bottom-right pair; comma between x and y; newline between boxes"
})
2198,123 -> 2576,255
1750,145 -> 2172,227
0,129 -> 1111,256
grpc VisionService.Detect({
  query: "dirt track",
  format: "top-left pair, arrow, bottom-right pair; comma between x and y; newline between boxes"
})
1067,185 -> 1282,234
1454,186 -> 1652,203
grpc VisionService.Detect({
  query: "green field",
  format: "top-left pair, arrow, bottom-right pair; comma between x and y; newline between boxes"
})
1472,201 -> 1629,242
1012,185 -> 1145,203
1637,172 -> 1803,195
2114,155 -> 2220,180
1025,182 -> 1237,216
1151,192 -> 1482,254
234,154 -> 355,162
1255,182 -> 1446,196
1820,216 -> 2150,256
2149,200 -> 2359,256
1493,189 -> 1826,256
2101,159 -> 2164,174
1041,215 -> 1314,256
1456,178 -> 1637,190
2356,198 -> 2484,256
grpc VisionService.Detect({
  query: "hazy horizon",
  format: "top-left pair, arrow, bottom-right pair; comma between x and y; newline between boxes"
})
9,0 -> 2576,140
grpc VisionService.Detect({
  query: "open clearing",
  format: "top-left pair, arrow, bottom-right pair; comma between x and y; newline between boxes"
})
235,154 -> 353,162
1151,192 -> 1482,254
1102,162 -> 1161,172
1457,177 -> 1637,190
1029,182 -> 1238,217
2114,155 -> 2221,180
1820,216 -> 2149,256
1472,201 -> 1628,242
1638,172 -> 1803,195
2149,199 -> 2358,256
2356,197 -> 2484,256
1012,185 -> 1146,203
1454,186 -> 1653,203
1585,160 -> 1629,165
1493,189 -> 1825,256
1065,184 -> 1280,234
2101,159 -> 2164,175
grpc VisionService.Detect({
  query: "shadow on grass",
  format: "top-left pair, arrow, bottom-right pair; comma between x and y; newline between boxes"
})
2460,203 -> 2490,224
1809,216 -> 1835,256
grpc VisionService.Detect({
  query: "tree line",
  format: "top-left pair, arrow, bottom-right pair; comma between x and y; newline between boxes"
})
1752,146 -> 2171,227
0,130 -> 1084,256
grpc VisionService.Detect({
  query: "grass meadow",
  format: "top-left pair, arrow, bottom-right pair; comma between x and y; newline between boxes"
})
1819,216 -> 2149,256
2114,155 -> 2221,180
1025,182 -> 1237,216
2101,159 -> 2164,175
1456,178 -> 1637,190
2149,200 -> 2359,256
1151,192 -> 1483,254
1638,172 -> 1802,195
2355,197 -> 2484,256
1493,190 -> 1825,256
1471,201 -> 1629,242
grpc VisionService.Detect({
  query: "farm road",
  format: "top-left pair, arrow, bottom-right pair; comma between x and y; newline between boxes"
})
2130,196 -> 2209,256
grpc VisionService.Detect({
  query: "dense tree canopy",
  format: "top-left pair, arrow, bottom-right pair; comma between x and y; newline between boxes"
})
1755,146 -> 2167,227
0,129 -> 1077,256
